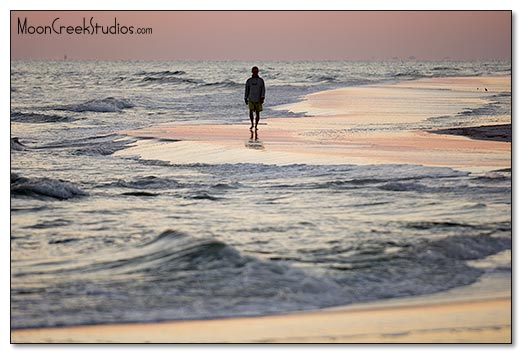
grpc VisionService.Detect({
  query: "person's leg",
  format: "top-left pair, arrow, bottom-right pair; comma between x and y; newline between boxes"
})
249,109 -> 254,129
255,110 -> 260,130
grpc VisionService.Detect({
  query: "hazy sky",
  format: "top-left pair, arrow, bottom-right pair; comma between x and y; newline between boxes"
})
11,11 -> 511,60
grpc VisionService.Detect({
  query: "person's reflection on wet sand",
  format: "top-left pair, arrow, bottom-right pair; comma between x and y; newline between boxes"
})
245,130 -> 264,150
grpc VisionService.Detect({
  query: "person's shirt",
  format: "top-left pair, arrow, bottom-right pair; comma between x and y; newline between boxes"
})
245,76 -> 265,103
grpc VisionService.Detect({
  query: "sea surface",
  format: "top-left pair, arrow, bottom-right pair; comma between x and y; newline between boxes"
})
11,60 -> 511,328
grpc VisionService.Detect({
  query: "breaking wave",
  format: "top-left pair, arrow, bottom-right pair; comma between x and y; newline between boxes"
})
54,97 -> 135,113
11,111 -> 77,123
11,174 -> 88,200
11,228 -> 510,328
29,134 -> 137,156
103,175 -> 182,190
136,70 -> 186,76
11,138 -> 27,151
332,233 -> 510,301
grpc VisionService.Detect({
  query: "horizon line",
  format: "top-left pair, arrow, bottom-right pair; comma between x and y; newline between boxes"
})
9,57 -> 512,62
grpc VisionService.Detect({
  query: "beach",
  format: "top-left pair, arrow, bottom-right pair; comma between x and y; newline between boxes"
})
11,74 -> 511,343
116,76 -> 510,171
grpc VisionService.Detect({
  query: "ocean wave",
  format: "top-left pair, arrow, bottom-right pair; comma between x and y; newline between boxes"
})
393,70 -> 425,78
142,76 -> 201,85
377,181 -> 509,195
392,67 -> 467,80
457,101 -> 510,117
134,68 -> 243,88
136,70 -> 186,76
201,79 -> 242,88
12,230 -> 347,328
332,233 -> 510,302
474,176 -> 511,183
101,176 -> 227,200
11,138 -> 28,151
412,233 -> 510,262
11,206 -> 48,213
186,192 -> 221,201
33,134 -> 137,156
11,174 -> 88,200
46,230 -> 249,276
273,172 -> 468,191
103,175 -> 182,189
137,230 -> 246,270
492,92 -> 512,98
121,191 -> 160,197
11,172 -> 22,183
379,181 -> 427,192
54,97 -> 135,113
106,173 -> 239,189
305,74 -> 338,82
11,230 -> 235,276
406,221 -> 479,230
211,182 -> 242,190
141,75 -> 242,88
27,219 -> 72,229
11,227 -> 511,328
71,229 -> 511,284
11,111 -> 76,123
431,66 -> 461,71
71,140 -> 135,156
49,238 -> 79,245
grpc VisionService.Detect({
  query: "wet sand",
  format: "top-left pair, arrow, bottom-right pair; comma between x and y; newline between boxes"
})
115,76 -> 510,171
115,124 -> 510,171
13,76 -> 511,343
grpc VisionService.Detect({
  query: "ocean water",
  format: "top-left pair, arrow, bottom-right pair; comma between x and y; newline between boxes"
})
11,60 -> 511,329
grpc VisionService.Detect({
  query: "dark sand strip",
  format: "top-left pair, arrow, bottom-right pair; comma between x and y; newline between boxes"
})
429,124 -> 511,143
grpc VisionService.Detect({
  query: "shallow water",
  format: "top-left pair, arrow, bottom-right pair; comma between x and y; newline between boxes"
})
11,60 -> 511,329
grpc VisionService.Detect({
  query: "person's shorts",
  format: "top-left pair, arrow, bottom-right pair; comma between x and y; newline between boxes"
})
248,101 -> 263,112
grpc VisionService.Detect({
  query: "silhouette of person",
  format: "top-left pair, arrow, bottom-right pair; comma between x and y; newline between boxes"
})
244,66 -> 265,130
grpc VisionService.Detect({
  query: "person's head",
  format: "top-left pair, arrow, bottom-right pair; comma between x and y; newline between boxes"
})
251,66 -> 259,77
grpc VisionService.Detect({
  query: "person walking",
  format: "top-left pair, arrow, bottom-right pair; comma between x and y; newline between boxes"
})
244,66 -> 265,130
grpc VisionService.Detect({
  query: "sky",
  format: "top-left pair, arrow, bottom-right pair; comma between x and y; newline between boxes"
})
11,10 -> 511,61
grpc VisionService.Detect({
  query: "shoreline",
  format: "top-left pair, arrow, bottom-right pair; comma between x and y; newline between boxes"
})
11,273 -> 511,343
12,299 -> 511,343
